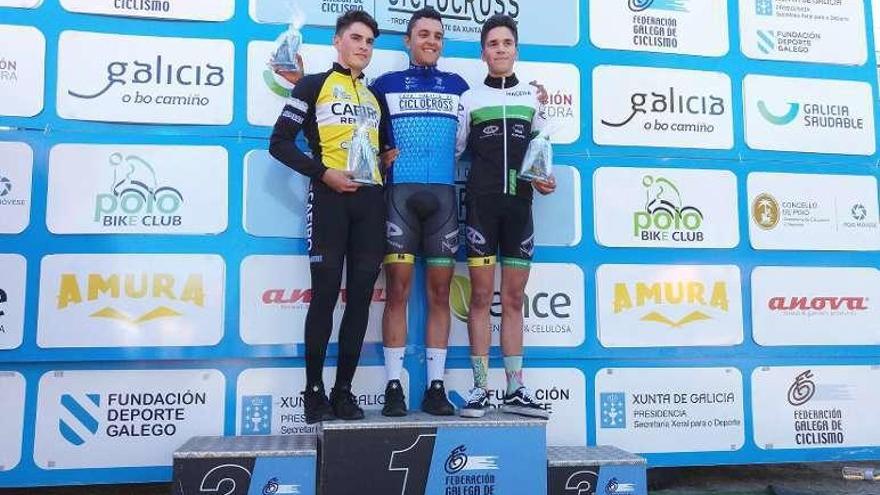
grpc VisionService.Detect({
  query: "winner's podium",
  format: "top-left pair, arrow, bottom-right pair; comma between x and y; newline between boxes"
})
319,411 -> 547,495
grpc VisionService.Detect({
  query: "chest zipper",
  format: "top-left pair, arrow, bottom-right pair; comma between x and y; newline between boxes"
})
502,76 -> 508,195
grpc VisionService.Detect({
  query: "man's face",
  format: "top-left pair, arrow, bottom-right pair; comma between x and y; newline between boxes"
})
405,17 -> 444,66
333,21 -> 375,73
482,26 -> 517,76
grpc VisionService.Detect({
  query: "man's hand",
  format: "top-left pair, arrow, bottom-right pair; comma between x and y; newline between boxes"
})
322,168 -> 361,193
273,54 -> 305,85
533,175 -> 557,195
380,148 -> 400,169
530,80 -> 549,105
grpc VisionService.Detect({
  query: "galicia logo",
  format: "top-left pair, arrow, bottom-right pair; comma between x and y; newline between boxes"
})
612,280 -> 730,328
628,0 -> 688,12
787,370 -> 816,407
59,393 -> 101,446
634,175 -> 705,243
601,87 -> 725,128
751,193 -> 780,230
758,100 -> 799,125
94,152 -> 184,228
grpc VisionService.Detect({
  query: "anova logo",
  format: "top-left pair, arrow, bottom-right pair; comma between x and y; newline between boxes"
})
612,280 -> 730,328
94,152 -> 184,228
768,296 -> 868,312
628,0 -> 689,12
449,275 -> 572,323
261,287 -> 386,308
634,175 -> 705,243
57,272 -> 205,325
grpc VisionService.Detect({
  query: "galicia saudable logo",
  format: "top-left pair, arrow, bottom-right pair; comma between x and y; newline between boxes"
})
758,100 -> 799,126
628,0 -> 689,12
59,393 -> 101,446
787,370 -> 816,407
758,99 -> 864,130
751,193 -> 780,230
634,175 -> 705,243
95,152 -> 184,228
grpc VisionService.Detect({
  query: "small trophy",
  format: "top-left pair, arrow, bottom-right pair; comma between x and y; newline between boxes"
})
519,126 -> 554,181
268,4 -> 305,72
347,114 -> 379,185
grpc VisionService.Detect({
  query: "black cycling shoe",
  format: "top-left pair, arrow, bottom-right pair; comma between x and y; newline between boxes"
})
382,379 -> 408,417
421,380 -> 455,416
330,384 -> 365,421
302,384 -> 335,424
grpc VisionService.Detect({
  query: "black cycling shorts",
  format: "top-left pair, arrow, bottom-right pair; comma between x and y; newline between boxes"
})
308,182 -> 385,271
465,193 -> 534,269
385,184 -> 459,266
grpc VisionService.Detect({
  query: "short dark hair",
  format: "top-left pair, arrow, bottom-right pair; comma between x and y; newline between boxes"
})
480,14 -> 518,48
336,9 -> 380,38
406,7 -> 443,37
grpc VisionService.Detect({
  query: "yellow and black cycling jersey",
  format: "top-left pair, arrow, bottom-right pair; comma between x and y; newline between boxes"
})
270,63 -> 390,185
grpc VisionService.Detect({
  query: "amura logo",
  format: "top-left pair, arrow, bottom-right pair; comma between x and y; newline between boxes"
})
612,279 -> 730,328
758,100 -> 799,125
59,393 -> 101,446
57,272 -> 205,325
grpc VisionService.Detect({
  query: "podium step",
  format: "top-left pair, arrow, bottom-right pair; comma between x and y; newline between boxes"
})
319,411 -> 547,495
173,435 -> 317,495
547,446 -> 647,495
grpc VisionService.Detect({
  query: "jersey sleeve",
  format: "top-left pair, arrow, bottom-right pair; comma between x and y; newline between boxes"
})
268,76 -> 327,180
369,82 -> 395,153
455,90 -> 472,161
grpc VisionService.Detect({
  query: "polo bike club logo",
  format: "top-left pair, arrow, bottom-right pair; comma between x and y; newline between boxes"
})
59,393 -> 101,446
628,0 -> 689,12
612,279 -> 730,328
787,370 -> 816,407
751,193 -> 780,230
95,152 -> 184,228
758,100 -> 799,125
634,175 -> 705,243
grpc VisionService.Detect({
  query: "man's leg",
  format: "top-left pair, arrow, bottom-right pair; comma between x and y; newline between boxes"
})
499,264 -> 529,393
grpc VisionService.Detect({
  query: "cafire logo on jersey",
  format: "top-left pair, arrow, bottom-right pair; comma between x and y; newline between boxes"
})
94,153 -> 184,229
612,280 -> 730,328
57,32 -> 234,125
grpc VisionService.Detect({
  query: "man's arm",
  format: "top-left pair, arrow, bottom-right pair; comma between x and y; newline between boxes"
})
269,77 -> 327,180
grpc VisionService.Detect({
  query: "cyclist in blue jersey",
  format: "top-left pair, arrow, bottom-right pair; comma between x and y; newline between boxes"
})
369,8 -> 468,417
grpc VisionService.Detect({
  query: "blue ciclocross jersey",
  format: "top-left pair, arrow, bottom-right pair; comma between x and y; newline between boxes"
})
370,63 -> 469,185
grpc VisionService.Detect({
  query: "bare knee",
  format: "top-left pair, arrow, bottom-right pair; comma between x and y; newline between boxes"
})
501,288 -> 525,314
470,285 -> 494,310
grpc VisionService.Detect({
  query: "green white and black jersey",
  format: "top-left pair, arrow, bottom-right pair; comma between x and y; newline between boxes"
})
455,73 -> 548,201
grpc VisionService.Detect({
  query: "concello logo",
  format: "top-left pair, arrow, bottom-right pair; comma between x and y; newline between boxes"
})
57,272 -> 205,325
634,175 -> 705,243
612,280 -> 730,328
751,193 -> 780,230
95,152 -> 184,228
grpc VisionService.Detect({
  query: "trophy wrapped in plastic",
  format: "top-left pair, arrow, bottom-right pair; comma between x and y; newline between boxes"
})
268,6 -> 305,72
347,115 -> 379,185
519,125 -> 555,181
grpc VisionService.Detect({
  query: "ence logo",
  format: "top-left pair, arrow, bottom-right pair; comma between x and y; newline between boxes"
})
449,274 -> 572,324
758,100 -> 799,126
450,275 -> 471,323
57,272 -> 205,325
628,0 -> 688,12
95,152 -> 184,228
634,175 -> 704,243
612,280 -> 730,328
751,193 -> 780,230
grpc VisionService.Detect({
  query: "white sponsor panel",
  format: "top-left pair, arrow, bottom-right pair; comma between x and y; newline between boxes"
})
595,367 -> 745,454
590,0 -> 729,57
596,264 -> 743,348
445,368 -> 586,446
0,0 -> 42,6
0,254 -> 26,350
0,25 -> 45,117
752,267 -> 880,346
57,31 -> 234,125
741,0 -> 866,65
752,366 -> 880,450
0,141 -> 33,234
448,263 -> 585,348
0,372 -> 25,471
47,144 -> 228,235
60,0 -> 234,21
440,57 -> 581,144
37,254 -> 225,348
34,369 -> 225,469
249,0 -> 366,25
593,167 -> 739,249
240,255 -> 387,345
533,165 -> 582,247
748,172 -> 880,251
743,75 -> 875,155
237,367 -> 408,437
593,66 -> 733,150
248,41 -> 408,126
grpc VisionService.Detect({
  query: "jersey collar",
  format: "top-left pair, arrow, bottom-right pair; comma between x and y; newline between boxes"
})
332,62 -> 365,79
484,73 -> 519,89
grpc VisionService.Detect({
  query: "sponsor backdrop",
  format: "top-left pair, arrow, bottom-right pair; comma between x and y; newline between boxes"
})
1,0 -> 880,488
